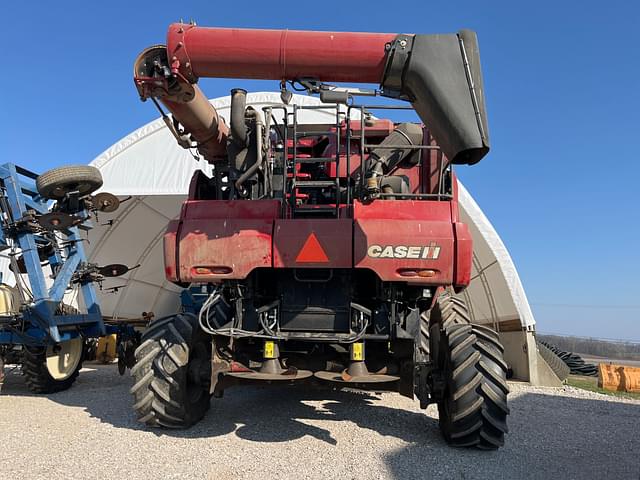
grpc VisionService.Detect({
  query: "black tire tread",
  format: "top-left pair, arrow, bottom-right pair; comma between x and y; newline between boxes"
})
436,293 -> 510,450
21,346 -> 81,394
130,313 -> 210,428
419,293 -> 471,360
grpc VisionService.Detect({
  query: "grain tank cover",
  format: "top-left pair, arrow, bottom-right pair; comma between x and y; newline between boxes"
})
382,30 -> 490,165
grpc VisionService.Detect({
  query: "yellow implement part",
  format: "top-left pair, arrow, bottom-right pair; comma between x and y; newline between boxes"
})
96,334 -> 117,363
598,364 -> 640,393
0,284 -> 19,315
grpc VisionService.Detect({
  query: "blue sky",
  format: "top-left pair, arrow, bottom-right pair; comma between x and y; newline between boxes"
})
1,1 -> 638,340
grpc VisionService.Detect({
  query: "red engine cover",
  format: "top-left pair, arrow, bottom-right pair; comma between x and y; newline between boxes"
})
171,200 -> 279,283
354,200 -> 456,285
165,197 -> 472,290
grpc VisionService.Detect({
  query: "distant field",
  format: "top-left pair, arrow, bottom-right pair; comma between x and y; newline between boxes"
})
578,354 -> 640,368
538,334 -> 640,362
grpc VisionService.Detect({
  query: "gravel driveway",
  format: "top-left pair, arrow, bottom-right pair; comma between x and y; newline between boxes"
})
1,364 -> 638,480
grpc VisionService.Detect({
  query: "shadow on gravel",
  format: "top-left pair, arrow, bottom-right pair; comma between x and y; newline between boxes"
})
1,363 -> 442,447
4,365 -> 639,480
384,392 -> 640,480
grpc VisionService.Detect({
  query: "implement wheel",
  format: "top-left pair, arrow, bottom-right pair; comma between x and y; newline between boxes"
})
430,293 -> 510,449
36,165 -> 103,200
22,337 -> 84,393
130,313 -> 212,428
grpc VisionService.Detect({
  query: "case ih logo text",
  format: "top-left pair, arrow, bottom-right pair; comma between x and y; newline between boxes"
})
367,242 -> 441,260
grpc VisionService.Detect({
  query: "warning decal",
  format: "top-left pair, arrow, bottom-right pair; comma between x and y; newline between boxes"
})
295,233 -> 330,263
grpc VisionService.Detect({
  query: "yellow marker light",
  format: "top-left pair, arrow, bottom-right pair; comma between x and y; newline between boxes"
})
351,342 -> 364,361
264,341 -> 276,359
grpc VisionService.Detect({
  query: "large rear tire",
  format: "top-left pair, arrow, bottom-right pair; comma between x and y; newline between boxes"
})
22,338 -> 84,393
130,313 -> 212,428
431,293 -> 510,449
415,295 -> 471,406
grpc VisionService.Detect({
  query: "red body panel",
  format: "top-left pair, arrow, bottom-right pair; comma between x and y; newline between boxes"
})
354,201 -> 455,284
354,199 -> 451,221
164,180 -> 472,290
173,200 -> 279,282
453,222 -> 473,291
273,219 -> 352,268
164,220 -> 180,282
167,23 -> 396,83
182,199 -> 280,220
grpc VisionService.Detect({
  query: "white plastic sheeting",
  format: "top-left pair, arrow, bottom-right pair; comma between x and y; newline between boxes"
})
457,185 -> 535,329
77,92 -> 534,330
92,92 -> 359,196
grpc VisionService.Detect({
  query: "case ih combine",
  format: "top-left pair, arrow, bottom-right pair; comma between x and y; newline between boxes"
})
131,23 -> 509,449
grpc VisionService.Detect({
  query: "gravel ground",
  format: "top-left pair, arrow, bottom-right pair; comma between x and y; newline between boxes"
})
1,364 -> 639,480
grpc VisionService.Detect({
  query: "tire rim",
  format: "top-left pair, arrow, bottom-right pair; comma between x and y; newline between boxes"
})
46,338 -> 83,380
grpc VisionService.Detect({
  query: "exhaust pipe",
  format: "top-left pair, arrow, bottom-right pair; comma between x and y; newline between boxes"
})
230,89 -> 248,148
228,89 -> 264,193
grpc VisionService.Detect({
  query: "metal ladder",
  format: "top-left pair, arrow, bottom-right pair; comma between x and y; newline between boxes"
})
287,104 -> 343,218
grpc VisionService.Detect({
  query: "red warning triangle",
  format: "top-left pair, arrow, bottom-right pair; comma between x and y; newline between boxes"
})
295,232 -> 329,263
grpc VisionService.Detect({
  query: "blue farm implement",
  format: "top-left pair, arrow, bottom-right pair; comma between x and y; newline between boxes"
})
0,163 -> 137,393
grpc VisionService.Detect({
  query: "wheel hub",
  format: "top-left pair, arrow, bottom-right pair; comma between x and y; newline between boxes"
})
45,337 -> 83,380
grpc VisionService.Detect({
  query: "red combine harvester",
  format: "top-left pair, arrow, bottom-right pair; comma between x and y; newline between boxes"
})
131,23 -> 509,449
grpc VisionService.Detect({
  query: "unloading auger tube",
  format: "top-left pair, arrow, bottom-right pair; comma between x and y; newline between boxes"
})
134,24 -> 490,165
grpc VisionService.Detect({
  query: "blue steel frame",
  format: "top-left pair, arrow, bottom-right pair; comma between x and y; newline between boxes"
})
0,163 -> 105,346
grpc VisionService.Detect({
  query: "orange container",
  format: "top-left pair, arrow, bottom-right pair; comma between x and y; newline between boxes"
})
598,364 -> 640,393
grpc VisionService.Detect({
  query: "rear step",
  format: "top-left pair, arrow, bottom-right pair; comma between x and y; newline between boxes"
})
294,157 -> 337,163
293,205 -> 338,214
277,332 -> 388,341
294,131 -> 335,138
293,180 -> 337,188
